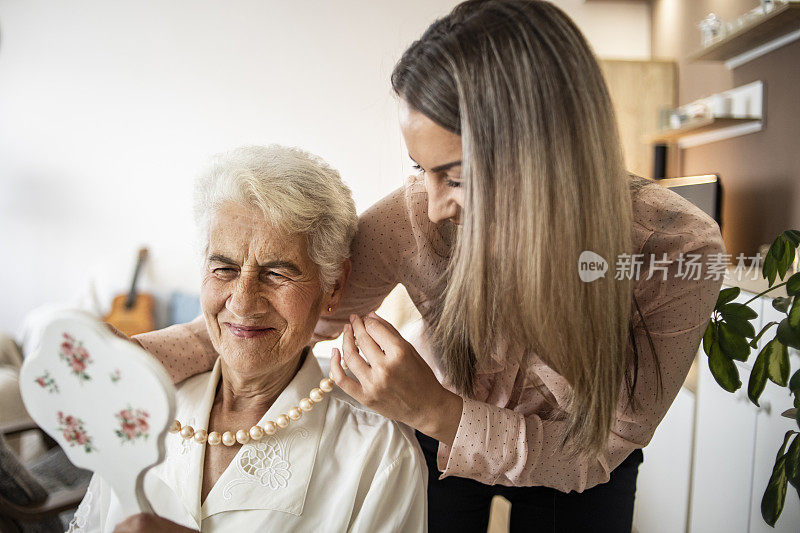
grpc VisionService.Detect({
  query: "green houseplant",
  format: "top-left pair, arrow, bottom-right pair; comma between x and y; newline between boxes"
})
702,230 -> 800,527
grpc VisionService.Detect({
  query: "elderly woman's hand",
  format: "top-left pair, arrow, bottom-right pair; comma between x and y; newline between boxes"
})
330,312 -> 463,445
113,513 -> 198,533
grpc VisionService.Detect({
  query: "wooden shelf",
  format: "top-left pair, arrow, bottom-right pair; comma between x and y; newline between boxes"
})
689,2 -> 800,62
644,116 -> 761,143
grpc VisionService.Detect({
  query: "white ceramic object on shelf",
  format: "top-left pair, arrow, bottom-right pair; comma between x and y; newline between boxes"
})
698,13 -> 724,46
19,309 -> 175,529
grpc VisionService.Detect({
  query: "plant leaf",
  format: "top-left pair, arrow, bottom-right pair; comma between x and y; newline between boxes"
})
726,316 -> 756,339
761,431 -> 796,526
787,273 -> 800,297
762,455 -> 789,527
702,322 -> 716,355
708,341 -> 741,392
788,434 -> 800,492
748,345 -> 769,406
768,236 -> 785,262
765,338 -> 790,387
716,286 -> 740,308
773,297 -> 792,313
778,239 -> 794,280
783,230 -> 800,247
719,322 -> 750,361
767,236 -> 786,281
778,430 -> 796,458
777,319 -> 800,350
720,302 -> 759,321
789,296 -> 800,333
790,369 -> 800,393
764,253 -> 778,287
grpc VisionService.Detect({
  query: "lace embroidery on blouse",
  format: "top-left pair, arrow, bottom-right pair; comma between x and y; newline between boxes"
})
67,481 -> 93,531
222,428 -> 309,499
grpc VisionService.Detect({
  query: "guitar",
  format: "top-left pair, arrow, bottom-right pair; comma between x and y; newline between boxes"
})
104,248 -> 155,337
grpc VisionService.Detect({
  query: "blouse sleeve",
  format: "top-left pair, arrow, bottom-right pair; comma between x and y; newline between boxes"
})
348,447 -> 428,533
314,185 -> 412,341
132,316 -> 218,384
436,219 -> 726,492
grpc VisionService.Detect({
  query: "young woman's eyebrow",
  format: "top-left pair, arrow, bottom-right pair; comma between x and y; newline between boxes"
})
409,154 -> 462,173
431,160 -> 461,173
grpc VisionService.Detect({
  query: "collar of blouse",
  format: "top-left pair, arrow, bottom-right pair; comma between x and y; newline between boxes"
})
151,351 -> 330,526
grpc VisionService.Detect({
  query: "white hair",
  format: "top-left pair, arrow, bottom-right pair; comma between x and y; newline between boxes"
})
193,144 -> 358,290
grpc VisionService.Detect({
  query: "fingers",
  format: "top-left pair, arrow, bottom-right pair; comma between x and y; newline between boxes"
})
349,314 -> 385,363
341,323 -> 372,380
366,311 -> 400,334
330,348 -> 363,401
362,312 -> 407,354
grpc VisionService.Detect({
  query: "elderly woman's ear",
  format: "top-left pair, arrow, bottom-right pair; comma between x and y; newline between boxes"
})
324,259 -> 352,315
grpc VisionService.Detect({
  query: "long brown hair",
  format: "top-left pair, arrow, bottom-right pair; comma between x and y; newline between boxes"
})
392,0 -> 659,457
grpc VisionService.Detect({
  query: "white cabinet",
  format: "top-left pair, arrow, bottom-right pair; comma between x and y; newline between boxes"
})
686,288 -> 800,532
689,289 -> 762,532
633,387 -> 695,533
690,358 -> 758,532
631,287 -> 800,532
748,302 -> 800,533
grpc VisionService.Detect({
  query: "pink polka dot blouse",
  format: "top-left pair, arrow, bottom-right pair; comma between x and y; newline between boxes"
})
134,174 -> 726,493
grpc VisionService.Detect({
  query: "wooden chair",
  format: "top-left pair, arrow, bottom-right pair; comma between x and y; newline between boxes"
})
0,419 -> 89,533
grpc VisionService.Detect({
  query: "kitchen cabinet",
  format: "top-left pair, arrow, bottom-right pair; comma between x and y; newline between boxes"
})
689,349 -> 758,532
688,288 -> 761,532
633,386 -> 695,532
747,302 -> 800,533
636,286 -> 800,532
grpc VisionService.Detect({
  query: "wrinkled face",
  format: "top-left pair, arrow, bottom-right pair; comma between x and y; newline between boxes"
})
398,98 -> 465,225
200,202 -> 326,375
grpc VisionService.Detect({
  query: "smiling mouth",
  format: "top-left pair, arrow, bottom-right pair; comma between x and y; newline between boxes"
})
225,323 -> 275,339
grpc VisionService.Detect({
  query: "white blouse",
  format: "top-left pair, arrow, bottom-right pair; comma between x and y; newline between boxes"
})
68,353 -> 428,532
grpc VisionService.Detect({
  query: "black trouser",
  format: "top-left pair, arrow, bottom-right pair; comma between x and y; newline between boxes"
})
415,430 -> 644,533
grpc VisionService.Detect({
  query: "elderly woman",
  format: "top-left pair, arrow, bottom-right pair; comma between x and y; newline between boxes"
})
69,145 -> 427,533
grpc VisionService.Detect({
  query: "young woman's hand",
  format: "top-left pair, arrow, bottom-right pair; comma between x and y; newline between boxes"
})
330,312 -> 463,445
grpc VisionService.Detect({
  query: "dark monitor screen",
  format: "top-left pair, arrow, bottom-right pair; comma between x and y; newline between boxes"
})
655,174 -> 721,228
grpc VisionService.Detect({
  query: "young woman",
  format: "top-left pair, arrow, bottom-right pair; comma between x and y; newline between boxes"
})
135,1 -> 725,531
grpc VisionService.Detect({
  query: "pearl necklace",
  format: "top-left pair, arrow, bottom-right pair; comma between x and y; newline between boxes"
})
169,377 -> 335,446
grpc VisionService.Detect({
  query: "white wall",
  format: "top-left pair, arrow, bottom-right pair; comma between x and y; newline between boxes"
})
0,0 -> 650,335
